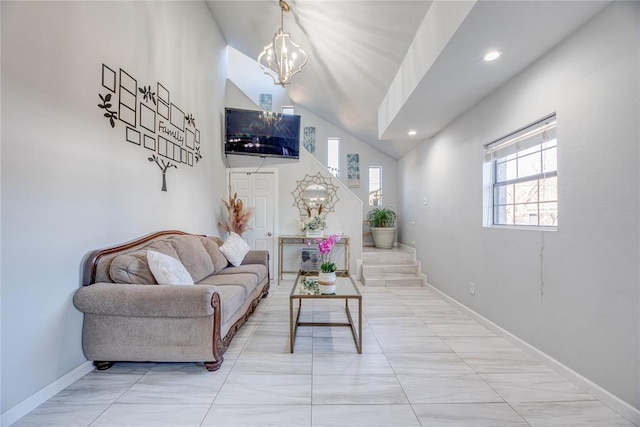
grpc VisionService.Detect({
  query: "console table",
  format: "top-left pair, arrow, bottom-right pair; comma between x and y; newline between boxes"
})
277,235 -> 350,284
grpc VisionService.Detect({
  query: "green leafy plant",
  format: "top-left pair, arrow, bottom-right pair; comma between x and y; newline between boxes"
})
367,207 -> 397,228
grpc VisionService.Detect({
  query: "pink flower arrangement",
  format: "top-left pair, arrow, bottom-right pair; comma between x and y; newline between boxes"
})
310,234 -> 340,273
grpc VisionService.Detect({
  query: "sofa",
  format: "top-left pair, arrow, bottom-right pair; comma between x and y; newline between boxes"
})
73,230 -> 269,371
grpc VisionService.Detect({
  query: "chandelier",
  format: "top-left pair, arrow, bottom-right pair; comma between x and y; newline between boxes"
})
257,0 -> 308,87
260,110 -> 282,128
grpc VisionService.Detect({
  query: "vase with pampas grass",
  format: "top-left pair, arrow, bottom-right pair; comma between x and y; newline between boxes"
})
220,192 -> 253,236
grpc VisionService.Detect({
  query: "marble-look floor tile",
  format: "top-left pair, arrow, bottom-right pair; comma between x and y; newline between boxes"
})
232,352 -> 312,375
91,403 -> 209,427
312,404 -> 420,426
418,314 -> 478,325
252,321 -> 312,337
369,322 -> 435,337
386,352 -> 474,375
459,351 -> 553,374
93,362 -> 156,375
117,373 -> 225,404
376,334 -> 453,353
388,287 -> 435,297
312,353 -> 394,375
203,404 -> 311,426
511,401 -> 636,426
429,323 -> 496,337
48,373 -> 142,404
312,375 -> 408,404
12,403 -> 109,427
215,374 -> 311,404
313,335 -> 382,354
364,310 -> 418,320
481,372 -> 594,403
312,326 -> 371,338
412,403 -> 529,426
397,374 -> 504,404
244,333 -> 312,353
145,362 -> 215,375
396,297 -> 452,308
442,336 -> 520,353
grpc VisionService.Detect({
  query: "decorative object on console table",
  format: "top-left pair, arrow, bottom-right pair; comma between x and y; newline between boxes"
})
278,235 -> 350,285
367,207 -> 397,249
300,215 -> 326,237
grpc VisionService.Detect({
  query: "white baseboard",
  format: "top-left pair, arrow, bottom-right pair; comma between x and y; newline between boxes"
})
1,361 -> 94,427
427,283 -> 640,427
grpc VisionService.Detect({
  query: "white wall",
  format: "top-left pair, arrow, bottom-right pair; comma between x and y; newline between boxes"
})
398,2 -> 639,411
1,1 -> 228,416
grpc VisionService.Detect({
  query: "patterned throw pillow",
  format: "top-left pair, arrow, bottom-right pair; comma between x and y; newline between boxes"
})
219,232 -> 251,267
146,250 -> 194,285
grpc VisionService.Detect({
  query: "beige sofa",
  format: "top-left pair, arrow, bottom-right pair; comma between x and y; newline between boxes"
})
73,230 -> 269,371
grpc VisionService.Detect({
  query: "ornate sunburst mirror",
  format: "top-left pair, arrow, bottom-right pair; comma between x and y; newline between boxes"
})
292,173 -> 339,217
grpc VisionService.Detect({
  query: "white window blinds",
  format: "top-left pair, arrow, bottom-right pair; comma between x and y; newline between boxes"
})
484,114 -> 557,162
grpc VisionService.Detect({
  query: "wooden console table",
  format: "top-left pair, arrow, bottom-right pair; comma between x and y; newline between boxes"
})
278,235 -> 350,284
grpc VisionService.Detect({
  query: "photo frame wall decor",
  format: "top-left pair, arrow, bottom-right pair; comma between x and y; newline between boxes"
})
97,63 -> 203,192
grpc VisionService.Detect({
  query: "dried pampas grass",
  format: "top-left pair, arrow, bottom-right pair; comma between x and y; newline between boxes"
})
220,192 -> 253,236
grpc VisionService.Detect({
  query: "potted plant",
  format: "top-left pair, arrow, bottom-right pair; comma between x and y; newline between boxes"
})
311,234 -> 340,293
367,207 -> 397,249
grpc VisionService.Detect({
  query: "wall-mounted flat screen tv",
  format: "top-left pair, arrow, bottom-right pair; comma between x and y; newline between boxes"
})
225,108 -> 300,159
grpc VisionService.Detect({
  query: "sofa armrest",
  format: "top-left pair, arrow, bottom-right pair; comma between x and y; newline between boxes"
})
73,282 -> 218,318
241,250 -> 269,267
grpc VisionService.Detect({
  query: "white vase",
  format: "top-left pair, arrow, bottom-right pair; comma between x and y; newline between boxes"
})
306,230 -> 323,238
318,271 -> 336,284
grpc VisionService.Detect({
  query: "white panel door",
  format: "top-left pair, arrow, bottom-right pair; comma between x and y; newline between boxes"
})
229,171 -> 275,276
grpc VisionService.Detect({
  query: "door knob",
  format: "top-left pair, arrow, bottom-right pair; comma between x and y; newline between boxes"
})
267,232 -> 273,236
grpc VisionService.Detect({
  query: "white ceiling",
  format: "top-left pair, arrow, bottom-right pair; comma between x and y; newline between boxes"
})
206,0 -> 611,159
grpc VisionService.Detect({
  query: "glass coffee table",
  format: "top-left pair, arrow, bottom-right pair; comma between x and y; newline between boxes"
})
290,271 -> 362,353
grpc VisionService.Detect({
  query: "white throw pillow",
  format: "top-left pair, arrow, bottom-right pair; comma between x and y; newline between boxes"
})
219,232 -> 250,267
146,250 -> 194,285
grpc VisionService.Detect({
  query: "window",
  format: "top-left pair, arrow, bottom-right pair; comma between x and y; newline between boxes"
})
369,166 -> 382,206
327,138 -> 340,177
281,106 -> 294,115
484,114 -> 557,228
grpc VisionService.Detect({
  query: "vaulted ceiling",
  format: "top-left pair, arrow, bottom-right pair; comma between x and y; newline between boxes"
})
206,1 -> 611,159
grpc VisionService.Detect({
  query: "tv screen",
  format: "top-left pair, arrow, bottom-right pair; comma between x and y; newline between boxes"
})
225,108 -> 300,159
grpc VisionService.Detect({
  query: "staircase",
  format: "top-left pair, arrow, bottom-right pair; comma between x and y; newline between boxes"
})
361,245 -> 426,287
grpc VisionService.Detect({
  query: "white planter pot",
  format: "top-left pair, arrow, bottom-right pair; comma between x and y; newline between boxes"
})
306,230 -> 323,238
318,271 -> 336,284
318,283 -> 337,294
370,227 -> 397,249
317,273 -> 337,294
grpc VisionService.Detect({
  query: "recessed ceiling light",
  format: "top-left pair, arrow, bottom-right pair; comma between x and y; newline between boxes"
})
408,130 -> 417,136
483,50 -> 502,62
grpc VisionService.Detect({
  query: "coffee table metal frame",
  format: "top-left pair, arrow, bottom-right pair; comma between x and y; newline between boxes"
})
289,271 -> 362,353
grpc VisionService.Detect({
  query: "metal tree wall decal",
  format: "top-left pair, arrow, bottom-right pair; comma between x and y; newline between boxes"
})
148,155 -> 177,192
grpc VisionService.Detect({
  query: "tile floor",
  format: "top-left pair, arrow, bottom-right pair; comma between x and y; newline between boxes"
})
14,279 -> 637,426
